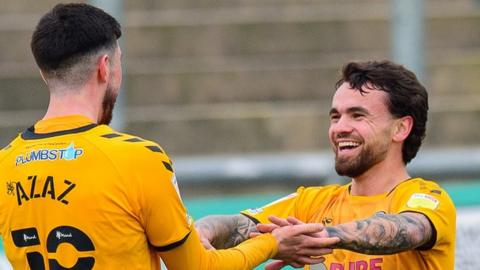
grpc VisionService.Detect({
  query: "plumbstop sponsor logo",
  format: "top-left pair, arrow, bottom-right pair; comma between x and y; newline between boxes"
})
15,143 -> 84,166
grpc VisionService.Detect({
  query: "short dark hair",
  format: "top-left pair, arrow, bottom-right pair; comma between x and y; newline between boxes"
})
335,60 -> 428,164
31,3 -> 121,82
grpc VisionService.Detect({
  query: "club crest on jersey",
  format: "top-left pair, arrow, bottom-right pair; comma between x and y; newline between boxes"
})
6,181 -> 15,196
15,142 -> 84,166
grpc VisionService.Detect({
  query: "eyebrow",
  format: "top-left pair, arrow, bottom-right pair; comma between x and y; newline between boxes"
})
329,106 -> 370,116
329,108 -> 339,116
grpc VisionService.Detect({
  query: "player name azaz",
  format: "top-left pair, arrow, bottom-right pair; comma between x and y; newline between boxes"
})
14,175 -> 76,206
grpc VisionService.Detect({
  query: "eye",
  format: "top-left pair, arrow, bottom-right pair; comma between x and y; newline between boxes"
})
352,113 -> 365,119
330,114 -> 340,123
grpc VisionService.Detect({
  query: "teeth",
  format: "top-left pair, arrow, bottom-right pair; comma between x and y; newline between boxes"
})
338,141 -> 360,148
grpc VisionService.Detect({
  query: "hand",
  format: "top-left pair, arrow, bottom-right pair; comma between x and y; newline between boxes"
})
265,260 -> 297,270
260,216 -> 340,269
194,225 -> 216,250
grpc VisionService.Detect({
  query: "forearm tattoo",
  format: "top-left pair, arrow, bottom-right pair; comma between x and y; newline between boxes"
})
224,216 -> 258,248
325,212 -> 433,255
196,215 -> 258,249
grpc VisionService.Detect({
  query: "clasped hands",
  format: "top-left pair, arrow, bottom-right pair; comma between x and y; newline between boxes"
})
196,215 -> 340,270
253,216 -> 339,270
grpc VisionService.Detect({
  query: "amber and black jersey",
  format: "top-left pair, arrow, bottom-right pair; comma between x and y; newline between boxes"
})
242,179 -> 456,270
0,115 -> 277,270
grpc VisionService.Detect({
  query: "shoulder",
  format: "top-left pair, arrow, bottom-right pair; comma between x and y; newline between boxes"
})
0,134 -> 22,165
394,178 -> 449,197
300,184 -> 346,195
85,125 -> 174,174
392,177 -> 456,213
86,125 -> 168,156
297,184 -> 347,203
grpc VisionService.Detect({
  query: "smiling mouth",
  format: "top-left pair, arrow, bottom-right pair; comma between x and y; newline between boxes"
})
338,141 -> 361,151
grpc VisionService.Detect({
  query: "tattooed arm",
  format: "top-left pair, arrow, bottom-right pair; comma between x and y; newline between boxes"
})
325,211 -> 434,255
195,214 -> 257,249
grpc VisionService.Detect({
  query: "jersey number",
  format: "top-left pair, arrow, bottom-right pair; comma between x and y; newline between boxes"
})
11,226 -> 95,270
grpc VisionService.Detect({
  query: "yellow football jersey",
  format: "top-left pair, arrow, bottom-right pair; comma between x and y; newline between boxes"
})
0,115 -> 277,270
242,178 -> 456,270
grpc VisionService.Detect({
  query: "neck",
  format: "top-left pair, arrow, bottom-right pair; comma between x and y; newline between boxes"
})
350,151 -> 410,196
43,84 -> 103,123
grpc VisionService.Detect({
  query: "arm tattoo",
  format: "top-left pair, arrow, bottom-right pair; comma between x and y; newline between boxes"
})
325,212 -> 433,255
224,216 -> 258,248
195,214 -> 258,249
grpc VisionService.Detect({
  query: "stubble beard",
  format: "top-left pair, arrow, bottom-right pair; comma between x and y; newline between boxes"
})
334,141 -> 389,178
98,83 -> 118,125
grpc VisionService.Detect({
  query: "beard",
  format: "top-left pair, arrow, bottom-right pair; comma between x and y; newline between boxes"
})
98,83 -> 118,125
334,139 -> 389,178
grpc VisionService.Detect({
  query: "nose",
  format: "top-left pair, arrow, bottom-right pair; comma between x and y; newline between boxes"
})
329,116 -> 354,137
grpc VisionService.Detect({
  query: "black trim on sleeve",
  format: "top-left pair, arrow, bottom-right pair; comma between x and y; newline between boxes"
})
153,231 -> 191,252
241,212 -> 261,225
21,124 -> 97,140
416,214 -> 437,251
400,211 -> 437,251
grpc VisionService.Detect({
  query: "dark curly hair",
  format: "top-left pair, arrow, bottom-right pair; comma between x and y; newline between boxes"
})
31,3 -> 121,83
335,60 -> 428,164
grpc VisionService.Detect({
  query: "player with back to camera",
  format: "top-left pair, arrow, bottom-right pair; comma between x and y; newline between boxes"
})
0,3 -> 340,270
196,60 -> 456,270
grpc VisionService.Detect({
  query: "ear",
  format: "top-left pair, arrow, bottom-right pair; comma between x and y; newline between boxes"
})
97,54 -> 110,83
392,116 -> 413,142
39,69 -> 48,86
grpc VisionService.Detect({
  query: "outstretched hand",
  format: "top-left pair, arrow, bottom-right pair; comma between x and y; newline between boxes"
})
256,216 -> 340,270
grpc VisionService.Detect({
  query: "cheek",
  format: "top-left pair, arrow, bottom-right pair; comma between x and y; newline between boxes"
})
366,127 -> 391,145
111,68 -> 122,89
117,72 -> 122,88
327,127 -> 336,145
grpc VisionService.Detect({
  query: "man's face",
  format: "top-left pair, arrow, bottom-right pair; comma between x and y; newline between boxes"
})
99,45 -> 122,125
328,82 -> 397,178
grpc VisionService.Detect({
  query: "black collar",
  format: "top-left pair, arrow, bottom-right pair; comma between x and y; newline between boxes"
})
21,123 -> 98,140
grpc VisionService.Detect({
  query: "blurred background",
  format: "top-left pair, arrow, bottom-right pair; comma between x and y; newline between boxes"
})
0,0 -> 479,269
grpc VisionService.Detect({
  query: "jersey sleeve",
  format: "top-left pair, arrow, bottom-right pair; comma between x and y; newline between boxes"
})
128,144 -> 191,251
240,184 -> 341,224
391,179 -> 456,250
240,191 -> 299,224
240,185 -> 339,224
127,143 -> 279,269
159,224 -> 277,270
0,142 -> 15,237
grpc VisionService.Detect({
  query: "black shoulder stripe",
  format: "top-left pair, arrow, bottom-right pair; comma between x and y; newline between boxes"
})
124,137 -> 144,143
145,145 -> 163,153
241,213 -> 261,225
101,133 -> 123,139
163,161 -> 173,172
153,231 -> 191,252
